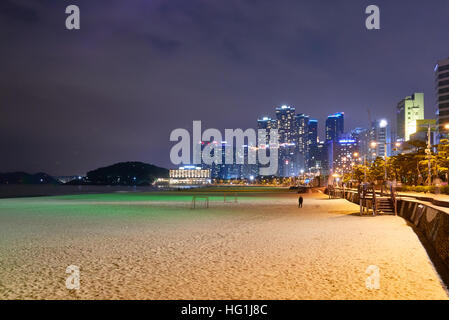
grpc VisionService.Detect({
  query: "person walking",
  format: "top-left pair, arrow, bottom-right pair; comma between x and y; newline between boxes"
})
298,196 -> 303,208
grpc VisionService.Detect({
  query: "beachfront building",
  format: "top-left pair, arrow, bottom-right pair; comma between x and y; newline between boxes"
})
316,141 -> 330,175
157,166 -> 211,187
275,105 -> 297,177
257,116 -> 278,143
369,119 -> 392,161
325,112 -> 344,143
436,58 -> 449,135
396,93 -> 425,142
351,127 -> 370,160
275,105 -> 296,144
328,138 -> 359,175
295,113 -> 310,173
409,119 -> 438,148
307,119 -> 319,171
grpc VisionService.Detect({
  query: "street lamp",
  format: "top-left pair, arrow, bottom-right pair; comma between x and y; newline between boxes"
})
417,122 -> 444,186
351,152 -> 365,183
300,169 -> 305,184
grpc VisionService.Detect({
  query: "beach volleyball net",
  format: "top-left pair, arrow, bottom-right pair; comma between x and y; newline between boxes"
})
191,195 -> 210,209
224,193 -> 238,203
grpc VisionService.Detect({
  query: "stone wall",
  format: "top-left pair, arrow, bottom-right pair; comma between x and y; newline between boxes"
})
397,200 -> 449,269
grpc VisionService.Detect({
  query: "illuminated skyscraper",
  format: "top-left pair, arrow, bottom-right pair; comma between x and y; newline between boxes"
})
369,119 -> 391,161
295,113 -> 309,171
275,105 -> 296,144
257,116 -> 278,177
351,127 -> 370,159
257,116 -> 277,144
396,93 -> 424,141
325,113 -> 344,143
436,58 -> 449,133
307,119 -> 319,170
317,141 -> 330,175
330,138 -> 359,175
275,106 -> 297,177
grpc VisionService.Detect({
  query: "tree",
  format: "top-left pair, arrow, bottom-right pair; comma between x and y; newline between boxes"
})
437,139 -> 449,181
368,157 -> 385,183
352,165 -> 368,183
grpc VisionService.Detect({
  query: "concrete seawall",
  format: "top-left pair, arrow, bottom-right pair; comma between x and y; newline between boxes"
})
397,200 -> 449,270
338,190 -> 449,270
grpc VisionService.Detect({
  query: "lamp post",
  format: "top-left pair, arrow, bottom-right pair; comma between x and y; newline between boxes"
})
363,155 -> 367,183
352,152 -> 359,184
426,124 -> 432,187
416,122 -> 449,186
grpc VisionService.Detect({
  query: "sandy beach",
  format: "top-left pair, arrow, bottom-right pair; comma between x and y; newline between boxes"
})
0,191 -> 447,299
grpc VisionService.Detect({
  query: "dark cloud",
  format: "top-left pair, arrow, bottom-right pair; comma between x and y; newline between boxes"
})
146,34 -> 183,54
1,0 -> 448,175
0,0 -> 40,23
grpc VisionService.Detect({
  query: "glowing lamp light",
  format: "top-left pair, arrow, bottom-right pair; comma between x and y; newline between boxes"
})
379,119 -> 388,128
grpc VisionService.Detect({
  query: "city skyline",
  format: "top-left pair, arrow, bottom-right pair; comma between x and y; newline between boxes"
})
1,1 -> 449,175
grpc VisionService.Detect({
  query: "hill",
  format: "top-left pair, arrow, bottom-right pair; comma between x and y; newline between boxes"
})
85,161 -> 169,186
0,172 -> 60,184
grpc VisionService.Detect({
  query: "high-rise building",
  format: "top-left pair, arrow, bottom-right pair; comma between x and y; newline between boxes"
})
410,119 -> 438,146
317,141 -> 330,175
200,141 -> 257,180
351,127 -> 370,160
295,113 -> 309,172
325,113 -> 344,143
369,119 -> 391,161
275,106 -> 297,177
436,58 -> 449,133
307,119 -> 319,170
396,93 -> 424,141
257,116 -> 278,177
278,143 -> 297,177
328,138 -> 359,175
257,116 -> 277,143
275,105 -> 296,144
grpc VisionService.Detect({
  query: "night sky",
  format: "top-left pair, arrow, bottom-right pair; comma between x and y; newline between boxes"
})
1,0 -> 448,175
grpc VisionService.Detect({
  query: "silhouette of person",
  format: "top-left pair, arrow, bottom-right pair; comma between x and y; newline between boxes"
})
298,196 -> 303,208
